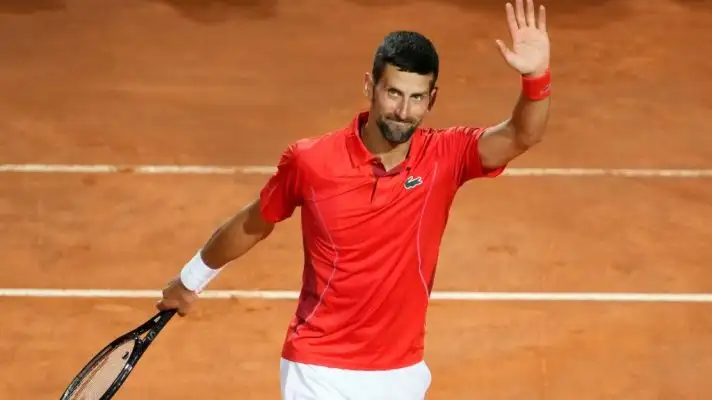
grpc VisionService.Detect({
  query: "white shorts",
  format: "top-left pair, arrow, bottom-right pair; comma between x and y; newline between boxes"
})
280,358 -> 432,400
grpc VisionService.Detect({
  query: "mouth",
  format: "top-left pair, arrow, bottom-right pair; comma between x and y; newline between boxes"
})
387,120 -> 412,129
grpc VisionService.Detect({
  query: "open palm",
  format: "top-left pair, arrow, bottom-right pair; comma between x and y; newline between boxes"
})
496,0 -> 550,77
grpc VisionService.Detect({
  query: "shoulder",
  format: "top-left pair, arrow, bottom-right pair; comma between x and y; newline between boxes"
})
421,126 -> 486,140
418,126 -> 487,153
276,128 -> 348,179
283,128 -> 345,161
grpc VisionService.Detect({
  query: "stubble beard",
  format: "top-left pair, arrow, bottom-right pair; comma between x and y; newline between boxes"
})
376,117 -> 418,146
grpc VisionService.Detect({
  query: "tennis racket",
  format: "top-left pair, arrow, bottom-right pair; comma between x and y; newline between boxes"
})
59,308 -> 177,400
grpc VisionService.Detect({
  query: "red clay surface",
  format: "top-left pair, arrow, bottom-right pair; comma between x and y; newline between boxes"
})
1,0 -> 711,398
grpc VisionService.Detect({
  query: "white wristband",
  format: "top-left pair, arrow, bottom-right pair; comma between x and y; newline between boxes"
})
180,250 -> 221,293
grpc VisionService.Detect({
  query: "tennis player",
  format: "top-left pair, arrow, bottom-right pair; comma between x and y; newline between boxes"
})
157,0 -> 551,398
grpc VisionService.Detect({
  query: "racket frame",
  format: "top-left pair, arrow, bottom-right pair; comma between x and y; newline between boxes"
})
60,308 -> 177,400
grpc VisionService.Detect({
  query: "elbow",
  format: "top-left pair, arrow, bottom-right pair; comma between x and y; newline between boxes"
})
244,199 -> 276,240
510,124 -> 545,150
257,222 -> 275,241
516,134 -> 544,150
509,119 -> 548,150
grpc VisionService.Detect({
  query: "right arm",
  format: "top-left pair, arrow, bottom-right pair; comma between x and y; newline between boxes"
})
201,198 -> 275,268
157,143 -> 304,316
156,199 -> 274,316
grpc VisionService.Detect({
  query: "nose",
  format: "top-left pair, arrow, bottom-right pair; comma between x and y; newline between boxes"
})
395,101 -> 409,121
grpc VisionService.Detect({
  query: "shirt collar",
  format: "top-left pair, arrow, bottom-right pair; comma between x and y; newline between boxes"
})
345,111 -> 423,169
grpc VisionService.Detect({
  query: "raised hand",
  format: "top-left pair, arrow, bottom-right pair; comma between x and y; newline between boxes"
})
496,0 -> 550,77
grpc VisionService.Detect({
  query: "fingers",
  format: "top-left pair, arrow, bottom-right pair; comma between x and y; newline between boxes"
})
505,3 -> 518,38
157,299 -> 191,317
525,0 -> 536,27
157,298 -> 180,313
156,277 -> 197,317
515,0 -> 526,28
538,5 -> 547,32
156,299 -> 177,310
508,0 -> 546,31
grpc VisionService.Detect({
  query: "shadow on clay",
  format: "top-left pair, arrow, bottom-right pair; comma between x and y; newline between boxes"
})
345,0 -> 631,29
670,0 -> 712,11
0,0 -> 65,14
149,0 -> 278,23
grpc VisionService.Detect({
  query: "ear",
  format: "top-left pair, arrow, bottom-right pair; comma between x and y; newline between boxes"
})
428,86 -> 438,111
364,72 -> 374,99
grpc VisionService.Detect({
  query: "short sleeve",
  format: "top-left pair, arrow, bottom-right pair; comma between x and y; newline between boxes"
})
259,143 -> 305,223
444,126 -> 506,185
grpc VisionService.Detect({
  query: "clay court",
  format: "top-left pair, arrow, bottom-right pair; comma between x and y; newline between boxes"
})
1,0 -> 711,398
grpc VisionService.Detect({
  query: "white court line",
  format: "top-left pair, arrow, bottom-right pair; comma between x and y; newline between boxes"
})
1,288 -> 712,302
1,163 -> 712,177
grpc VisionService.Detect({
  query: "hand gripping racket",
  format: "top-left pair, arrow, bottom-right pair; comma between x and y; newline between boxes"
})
59,308 -> 177,400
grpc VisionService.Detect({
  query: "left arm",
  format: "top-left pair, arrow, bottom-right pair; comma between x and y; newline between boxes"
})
478,0 -> 552,170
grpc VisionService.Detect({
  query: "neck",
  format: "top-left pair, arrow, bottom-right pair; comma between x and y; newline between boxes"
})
361,115 -> 411,168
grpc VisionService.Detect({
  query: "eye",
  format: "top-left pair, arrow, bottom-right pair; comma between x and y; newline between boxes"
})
387,88 -> 400,98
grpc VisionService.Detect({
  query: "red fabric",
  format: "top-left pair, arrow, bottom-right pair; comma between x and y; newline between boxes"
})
259,112 -> 506,370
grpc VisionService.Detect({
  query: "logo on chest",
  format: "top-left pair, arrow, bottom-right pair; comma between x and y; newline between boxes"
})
404,175 -> 423,190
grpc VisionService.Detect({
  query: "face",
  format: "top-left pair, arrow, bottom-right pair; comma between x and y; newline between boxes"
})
364,64 -> 437,145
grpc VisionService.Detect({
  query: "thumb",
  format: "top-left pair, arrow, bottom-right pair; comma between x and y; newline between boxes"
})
495,40 -> 511,60
495,40 -> 522,71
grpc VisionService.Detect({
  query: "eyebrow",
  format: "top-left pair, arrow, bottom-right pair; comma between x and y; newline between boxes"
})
387,87 -> 429,97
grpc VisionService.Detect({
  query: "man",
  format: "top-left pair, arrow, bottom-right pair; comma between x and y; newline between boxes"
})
157,0 -> 551,398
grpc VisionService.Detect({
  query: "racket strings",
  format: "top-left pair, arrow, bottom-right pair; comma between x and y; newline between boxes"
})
68,340 -> 135,400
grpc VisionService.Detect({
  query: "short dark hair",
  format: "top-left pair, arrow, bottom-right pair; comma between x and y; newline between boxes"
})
371,31 -> 439,88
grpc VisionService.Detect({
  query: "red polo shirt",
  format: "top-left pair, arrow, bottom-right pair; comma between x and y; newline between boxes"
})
259,112 -> 505,371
